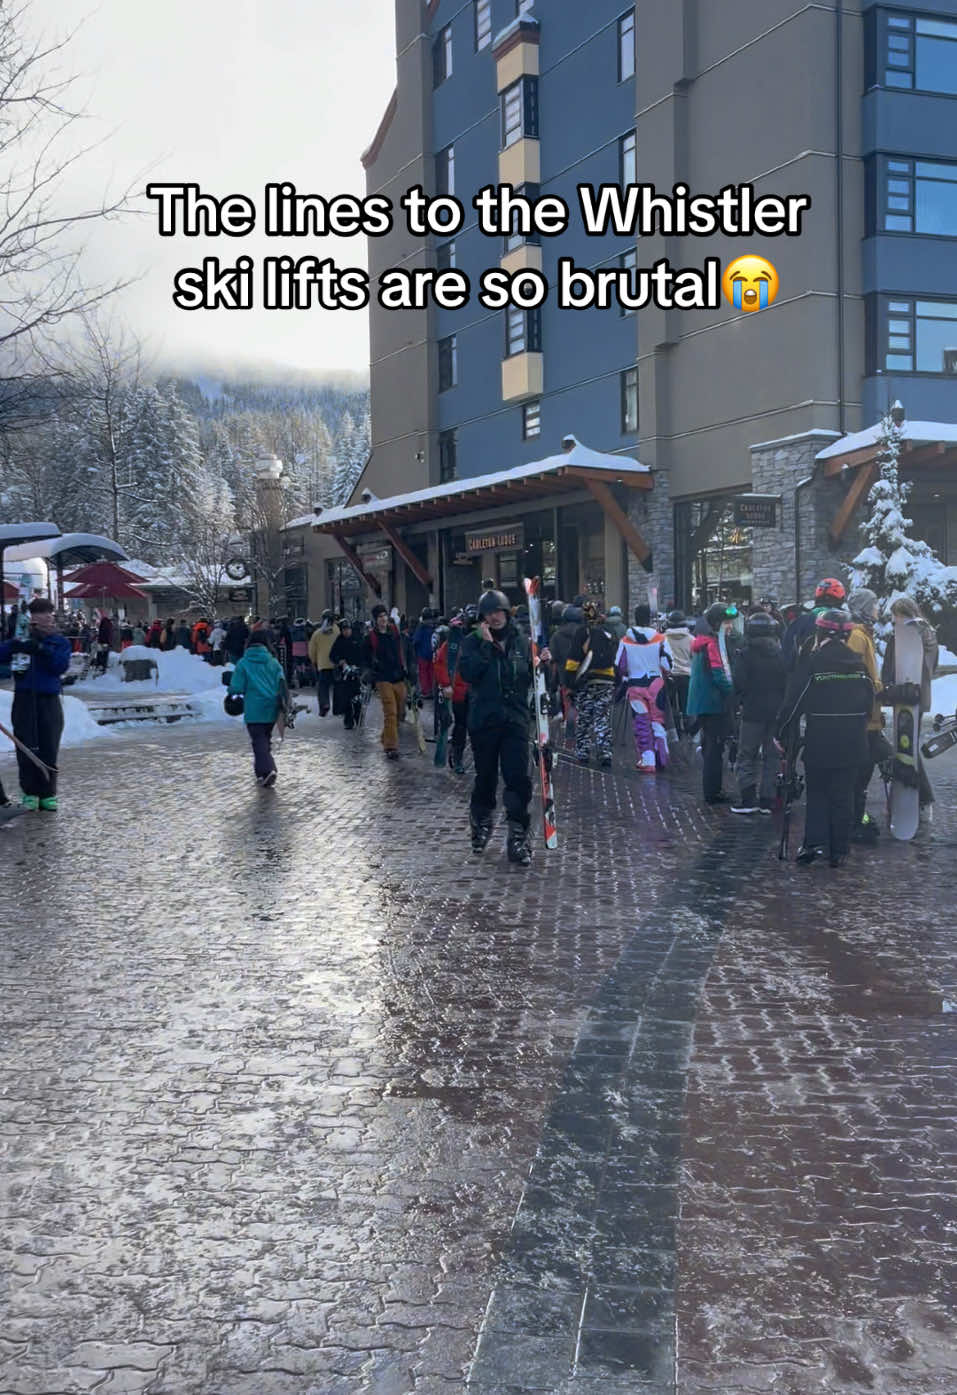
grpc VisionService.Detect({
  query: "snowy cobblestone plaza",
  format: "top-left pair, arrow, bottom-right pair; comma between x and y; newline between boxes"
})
2,710 -> 957,1394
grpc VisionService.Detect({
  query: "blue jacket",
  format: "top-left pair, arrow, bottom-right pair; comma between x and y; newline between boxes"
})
229,645 -> 286,724
412,622 -> 435,662
0,632 -> 71,694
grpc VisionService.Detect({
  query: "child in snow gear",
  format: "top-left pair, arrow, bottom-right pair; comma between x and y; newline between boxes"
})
362,604 -> 407,758
308,611 -> 340,715
330,620 -> 364,729
228,632 -> 288,786
0,599 -> 70,810
458,590 -> 538,863
778,609 -> 873,867
564,602 -> 617,767
730,611 -> 788,814
616,604 -> 674,772
687,603 -> 736,804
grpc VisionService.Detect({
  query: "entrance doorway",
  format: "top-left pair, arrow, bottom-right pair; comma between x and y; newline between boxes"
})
674,497 -> 754,612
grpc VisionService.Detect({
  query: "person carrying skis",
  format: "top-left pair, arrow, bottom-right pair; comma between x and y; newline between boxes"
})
730,610 -> 787,814
782,578 -> 847,665
308,610 -> 340,715
458,589 -> 548,864
412,608 -> 437,698
686,602 -> 736,804
434,607 -> 473,774
846,587 -> 887,843
227,631 -> 287,787
0,598 -> 71,810
330,618 -> 364,729
564,602 -> 618,768
362,603 -> 407,759
777,608 -> 873,867
616,604 -> 673,772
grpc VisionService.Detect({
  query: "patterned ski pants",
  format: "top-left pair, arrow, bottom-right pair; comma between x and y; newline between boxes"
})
575,683 -> 613,761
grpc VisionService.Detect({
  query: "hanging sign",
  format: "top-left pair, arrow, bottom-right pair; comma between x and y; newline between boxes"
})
732,494 -> 779,528
465,522 -> 525,554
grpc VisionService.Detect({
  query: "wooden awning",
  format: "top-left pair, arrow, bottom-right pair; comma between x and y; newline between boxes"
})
822,431 -> 957,543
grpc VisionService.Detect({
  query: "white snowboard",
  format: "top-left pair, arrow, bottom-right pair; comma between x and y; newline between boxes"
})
889,619 -> 923,841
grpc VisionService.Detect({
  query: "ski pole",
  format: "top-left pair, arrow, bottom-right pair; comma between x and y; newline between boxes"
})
0,718 -> 55,780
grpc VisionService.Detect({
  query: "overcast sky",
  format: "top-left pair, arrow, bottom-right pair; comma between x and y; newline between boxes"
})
35,0 -> 396,378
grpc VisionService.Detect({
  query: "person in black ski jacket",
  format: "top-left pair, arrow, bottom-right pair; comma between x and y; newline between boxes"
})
777,609 -> 873,867
362,604 -> 407,758
330,619 -> 364,729
458,589 -> 548,865
730,611 -> 788,814
782,577 -> 847,666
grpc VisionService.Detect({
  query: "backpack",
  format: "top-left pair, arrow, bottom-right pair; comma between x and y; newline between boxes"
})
586,625 -> 618,672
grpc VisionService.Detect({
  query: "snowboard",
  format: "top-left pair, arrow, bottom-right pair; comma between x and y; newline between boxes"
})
524,577 -> 558,849
889,618 -> 923,841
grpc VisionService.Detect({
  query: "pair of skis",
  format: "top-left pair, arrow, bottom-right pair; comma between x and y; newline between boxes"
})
524,577 -> 558,850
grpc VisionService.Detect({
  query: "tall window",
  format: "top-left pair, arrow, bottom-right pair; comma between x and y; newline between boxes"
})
436,240 -> 456,270
433,26 -> 452,87
880,12 -> 957,94
621,367 -> 639,432
504,182 -> 541,254
619,131 -> 637,186
620,247 -> 638,316
439,430 -> 457,482
876,297 -> 957,374
439,334 -> 458,391
501,76 -> 539,149
879,156 -> 957,236
618,11 -> 636,81
505,306 -> 542,357
475,0 -> 492,50
523,400 -> 541,439
436,145 -> 455,197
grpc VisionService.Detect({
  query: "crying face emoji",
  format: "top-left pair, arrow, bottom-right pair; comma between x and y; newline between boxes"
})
722,255 -> 779,313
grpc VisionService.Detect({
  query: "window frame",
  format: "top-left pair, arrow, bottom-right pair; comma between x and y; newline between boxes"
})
522,400 -> 542,439
619,130 -> 637,187
475,0 -> 492,51
619,247 -> 638,316
873,294 -> 957,375
435,144 -> 455,198
501,76 -> 539,150
618,10 -> 636,82
505,306 -> 542,358
438,334 -> 458,392
439,429 -> 457,483
503,182 -> 542,255
878,10 -> 957,95
621,366 -> 639,433
432,24 -> 453,87
876,154 -> 957,237
436,240 -> 456,271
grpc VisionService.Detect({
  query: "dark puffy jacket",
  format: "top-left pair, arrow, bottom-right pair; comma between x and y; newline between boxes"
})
549,620 -> 581,677
783,606 -> 826,665
778,639 -> 873,769
363,625 -> 405,684
0,632 -> 71,694
458,622 -> 532,732
732,636 -> 788,723
330,633 -> 362,667
412,621 -> 435,662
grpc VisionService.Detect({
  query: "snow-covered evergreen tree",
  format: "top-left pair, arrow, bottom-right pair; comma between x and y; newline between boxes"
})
850,405 -> 957,622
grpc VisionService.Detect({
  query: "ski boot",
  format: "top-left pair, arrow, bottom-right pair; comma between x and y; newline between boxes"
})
506,820 -> 532,867
19,795 -> 39,812
38,796 -> 58,812
470,814 -> 493,855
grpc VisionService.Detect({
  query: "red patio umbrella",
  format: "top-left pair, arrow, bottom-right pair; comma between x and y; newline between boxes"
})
2,580 -> 17,603
64,577 -> 147,600
63,560 -> 147,586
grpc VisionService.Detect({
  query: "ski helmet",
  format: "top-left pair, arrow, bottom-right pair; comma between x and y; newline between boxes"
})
814,577 -> 846,605
478,589 -> 510,618
744,611 -> 778,638
463,603 -> 479,624
549,600 -> 566,620
223,692 -> 245,716
608,605 -> 623,618
667,609 -> 686,627
705,602 -> 736,631
815,607 -> 853,636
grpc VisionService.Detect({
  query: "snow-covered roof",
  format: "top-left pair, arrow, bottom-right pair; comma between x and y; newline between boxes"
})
0,521 -> 59,546
817,420 -> 957,460
309,438 -> 649,531
3,532 -> 128,565
136,564 -> 252,591
284,513 -> 319,531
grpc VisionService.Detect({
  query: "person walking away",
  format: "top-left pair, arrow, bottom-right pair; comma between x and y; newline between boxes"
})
308,610 -> 340,715
564,602 -> 618,768
458,590 -> 545,864
663,610 -> 693,734
687,603 -> 736,804
225,615 -> 248,664
730,611 -> 788,814
362,604 -> 407,758
132,622 -> 146,646
95,612 -> 114,674
778,609 -> 873,866
434,609 -> 472,774
228,631 -> 287,787
412,609 -> 437,698
616,604 -> 674,772
290,617 -> 310,685
330,618 -> 364,729
192,617 -> 211,659
606,605 -> 627,641
881,595 -> 938,819
783,578 -> 847,666
549,603 -> 583,735
207,620 -> 226,665
0,598 -> 71,809
846,588 -> 887,843
173,617 -> 192,650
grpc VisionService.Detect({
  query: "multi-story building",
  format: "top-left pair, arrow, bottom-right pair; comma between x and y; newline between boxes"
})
296,0 -> 957,618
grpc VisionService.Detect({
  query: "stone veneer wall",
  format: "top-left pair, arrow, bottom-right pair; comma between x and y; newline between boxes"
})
626,473 -> 676,613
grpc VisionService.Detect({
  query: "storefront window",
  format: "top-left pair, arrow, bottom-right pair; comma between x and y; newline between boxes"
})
674,498 -> 754,613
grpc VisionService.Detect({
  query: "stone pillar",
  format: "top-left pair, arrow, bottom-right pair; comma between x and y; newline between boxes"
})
627,473 -> 675,614
254,455 -> 285,616
748,431 -> 846,602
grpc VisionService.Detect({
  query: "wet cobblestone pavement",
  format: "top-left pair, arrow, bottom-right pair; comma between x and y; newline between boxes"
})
1,709 -> 956,1394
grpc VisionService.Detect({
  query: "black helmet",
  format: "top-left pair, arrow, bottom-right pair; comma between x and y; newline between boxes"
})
666,609 -> 686,627
705,602 -> 737,631
223,693 -> 245,717
745,611 -> 778,638
815,607 -> 853,636
463,603 -> 479,623
550,600 -> 566,619
478,589 -> 510,618
562,604 -> 584,624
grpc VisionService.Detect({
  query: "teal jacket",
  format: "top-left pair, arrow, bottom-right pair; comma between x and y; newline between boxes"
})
229,645 -> 286,724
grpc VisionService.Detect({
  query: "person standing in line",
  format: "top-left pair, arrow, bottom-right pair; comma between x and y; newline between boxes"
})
881,594 -> 939,820
686,602 -> 736,805
846,588 -> 886,843
616,604 -> 674,772
362,603 -> 407,759
329,618 -> 364,729
663,610 -> 694,733
729,610 -> 788,814
227,631 -> 287,787
434,608 -> 473,775
0,598 -> 71,810
564,603 -> 620,769
308,610 -> 340,715
412,608 -> 437,698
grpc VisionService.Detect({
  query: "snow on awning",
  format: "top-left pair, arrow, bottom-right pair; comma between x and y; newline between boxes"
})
309,438 -> 651,538
3,532 -> 129,566
817,419 -> 957,468
0,521 -> 60,546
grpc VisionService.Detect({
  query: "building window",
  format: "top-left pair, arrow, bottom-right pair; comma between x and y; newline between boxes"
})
504,182 -> 541,254
505,306 -> 542,357
880,12 -> 957,94
436,145 -> 455,197
436,240 -> 456,270
439,334 -> 458,391
618,11 -> 636,81
433,25 -> 452,87
475,0 -> 492,50
501,76 -> 539,150
439,430 -> 457,482
879,156 -> 957,236
620,247 -> 638,316
621,366 -> 638,432
523,400 -> 541,439
619,131 -> 637,186
875,296 -> 957,374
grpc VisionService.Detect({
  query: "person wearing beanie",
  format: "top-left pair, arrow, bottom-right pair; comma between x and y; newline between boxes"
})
845,588 -> 886,842
362,604 -> 407,758
686,602 -> 736,803
664,609 -> 694,733
228,631 -> 288,787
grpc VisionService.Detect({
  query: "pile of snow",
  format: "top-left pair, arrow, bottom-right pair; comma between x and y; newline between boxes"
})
931,672 -> 957,718
72,646 -> 224,696
0,689 -> 111,751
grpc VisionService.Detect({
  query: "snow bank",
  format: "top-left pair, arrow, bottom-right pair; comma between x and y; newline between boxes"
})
71,646 -> 223,697
931,673 -> 957,717
0,689 -> 111,751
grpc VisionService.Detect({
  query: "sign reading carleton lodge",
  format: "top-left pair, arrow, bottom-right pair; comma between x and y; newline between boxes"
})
465,523 -> 525,555
732,494 -> 779,528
